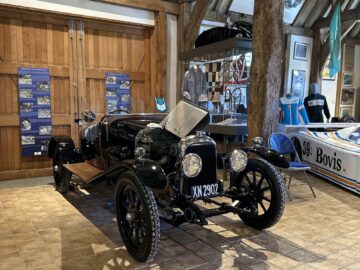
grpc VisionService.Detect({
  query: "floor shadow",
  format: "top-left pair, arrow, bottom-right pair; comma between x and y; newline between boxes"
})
56,178 -> 328,270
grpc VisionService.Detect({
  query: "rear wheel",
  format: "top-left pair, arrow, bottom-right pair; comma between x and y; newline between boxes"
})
53,149 -> 72,194
234,158 -> 286,229
115,171 -> 160,262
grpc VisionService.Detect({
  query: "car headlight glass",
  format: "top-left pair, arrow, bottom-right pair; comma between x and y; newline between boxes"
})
182,153 -> 202,177
230,150 -> 247,172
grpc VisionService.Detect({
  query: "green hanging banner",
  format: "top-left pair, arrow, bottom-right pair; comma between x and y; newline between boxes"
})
329,3 -> 341,78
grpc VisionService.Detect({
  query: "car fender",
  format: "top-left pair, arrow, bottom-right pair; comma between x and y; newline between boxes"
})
107,159 -> 168,189
242,146 -> 290,169
48,136 -> 76,159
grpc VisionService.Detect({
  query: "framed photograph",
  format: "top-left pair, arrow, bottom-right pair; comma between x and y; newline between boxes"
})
343,72 -> 353,87
19,89 -> 33,98
291,69 -> 306,100
341,88 -> 355,105
294,42 -> 309,61
340,106 -> 353,118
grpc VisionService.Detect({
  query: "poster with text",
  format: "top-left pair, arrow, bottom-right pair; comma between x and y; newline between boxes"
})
18,68 -> 52,156
105,73 -> 131,113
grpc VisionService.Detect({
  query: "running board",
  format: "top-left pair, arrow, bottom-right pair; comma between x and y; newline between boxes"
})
63,162 -> 103,183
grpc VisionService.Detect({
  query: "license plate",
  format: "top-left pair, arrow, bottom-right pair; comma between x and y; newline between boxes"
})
191,183 -> 219,198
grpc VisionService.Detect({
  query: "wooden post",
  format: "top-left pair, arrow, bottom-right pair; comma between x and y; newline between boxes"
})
310,29 -> 321,85
248,0 -> 284,141
177,1 -> 191,102
157,11 -> 167,100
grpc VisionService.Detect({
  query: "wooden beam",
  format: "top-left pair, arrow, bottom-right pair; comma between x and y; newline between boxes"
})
92,0 -> 179,15
315,6 -> 360,29
284,25 -> 314,37
343,36 -> 360,45
156,11 -> 168,99
304,0 -> 331,28
86,68 -> 145,81
310,30 -> 322,84
184,0 -> 212,50
205,11 -> 253,24
0,63 -> 69,77
0,114 -> 72,127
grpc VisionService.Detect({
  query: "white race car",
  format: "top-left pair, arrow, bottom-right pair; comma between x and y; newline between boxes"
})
287,124 -> 360,195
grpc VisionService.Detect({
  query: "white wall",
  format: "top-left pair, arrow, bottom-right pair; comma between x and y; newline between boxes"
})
166,14 -> 178,110
0,0 -> 154,26
321,76 -> 338,117
284,35 -> 313,98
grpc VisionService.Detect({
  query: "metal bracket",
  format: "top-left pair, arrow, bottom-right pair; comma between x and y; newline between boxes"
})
69,19 -> 75,39
78,21 -> 84,40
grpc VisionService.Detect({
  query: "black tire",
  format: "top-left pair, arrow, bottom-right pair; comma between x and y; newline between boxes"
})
115,171 -> 160,262
234,158 -> 286,229
53,148 -> 72,194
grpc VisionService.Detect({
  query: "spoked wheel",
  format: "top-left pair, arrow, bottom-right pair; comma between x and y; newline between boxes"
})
115,171 -> 160,262
234,158 -> 286,229
53,149 -> 72,194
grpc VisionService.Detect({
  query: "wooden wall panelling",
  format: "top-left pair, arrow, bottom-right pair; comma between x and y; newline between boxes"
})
0,11 -> 74,180
82,20 -> 151,114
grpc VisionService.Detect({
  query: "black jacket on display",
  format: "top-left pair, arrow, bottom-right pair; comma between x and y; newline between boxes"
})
304,94 -> 330,123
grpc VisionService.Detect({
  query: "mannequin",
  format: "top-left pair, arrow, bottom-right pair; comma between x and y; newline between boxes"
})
182,64 -> 207,104
279,93 -> 309,125
304,83 -> 330,123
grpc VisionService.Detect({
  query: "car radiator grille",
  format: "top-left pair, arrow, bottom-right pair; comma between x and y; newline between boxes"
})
184,143 -> 218,190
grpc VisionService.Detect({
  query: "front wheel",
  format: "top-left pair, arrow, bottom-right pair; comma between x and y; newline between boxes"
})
233,158 -> 286,229
115,171 -> 160,262
53,149 -> 72,194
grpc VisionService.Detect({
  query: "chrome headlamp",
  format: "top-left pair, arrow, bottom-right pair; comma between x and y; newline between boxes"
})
181,153 -> 202,177
230,150 -> 247,172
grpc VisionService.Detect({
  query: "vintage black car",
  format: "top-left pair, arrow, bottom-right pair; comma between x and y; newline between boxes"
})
48,101 -> 287,262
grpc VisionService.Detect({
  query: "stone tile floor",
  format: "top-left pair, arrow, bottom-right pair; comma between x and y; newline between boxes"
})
0,173 -> 359,270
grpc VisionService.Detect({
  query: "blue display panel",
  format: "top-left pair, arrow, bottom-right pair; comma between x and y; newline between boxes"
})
105,73 -> 131,113
18,68 -> 51,156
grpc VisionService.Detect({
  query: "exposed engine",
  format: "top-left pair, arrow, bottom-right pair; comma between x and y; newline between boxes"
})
135,126 -> 180,174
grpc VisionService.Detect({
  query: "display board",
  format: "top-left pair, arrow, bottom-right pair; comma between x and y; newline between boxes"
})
18,68 -> 52,156
105,73 -> 131,113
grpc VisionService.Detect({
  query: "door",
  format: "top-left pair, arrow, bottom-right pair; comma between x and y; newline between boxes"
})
0,9 -> 159,180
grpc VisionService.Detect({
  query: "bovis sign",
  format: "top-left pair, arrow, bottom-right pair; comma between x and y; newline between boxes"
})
293,134 -> 359,194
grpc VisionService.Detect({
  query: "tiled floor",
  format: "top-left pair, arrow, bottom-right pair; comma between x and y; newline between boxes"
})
0,172 -> 359,270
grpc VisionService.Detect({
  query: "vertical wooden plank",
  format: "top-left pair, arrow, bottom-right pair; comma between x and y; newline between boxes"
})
87,28 -> 94,68
15,19 -> 23,63
116,32 -> 123,70
3,18 -> 11,63
9,19 -> 17,62
0,17 -> 5,62
22,21 -> 30,63
34,23 -> 42,63
29,21 -> 35,63
47,24 -> 53,65
41,25 -> 48,64
64,25 -> 69,66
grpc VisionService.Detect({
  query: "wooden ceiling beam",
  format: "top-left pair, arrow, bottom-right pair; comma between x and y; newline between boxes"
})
304,0 -> 331,28
284,25 -> 314,36
293,0 -> 318,27
344,36 -> 360,44
92,0 -> 179,15
315,5 -> 360,29
350,22 -> 360,36
219,0 -> 233,15
184,0 -> 212,50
